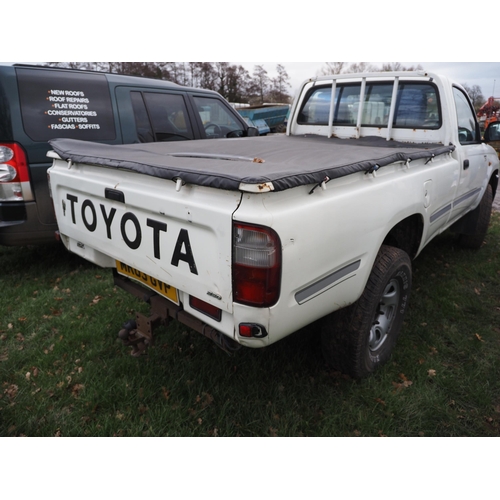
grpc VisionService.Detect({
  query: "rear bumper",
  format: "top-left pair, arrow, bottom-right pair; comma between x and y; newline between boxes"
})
0,201 -> 58,246
113,271 -> 241,354
0,201 -> 27,222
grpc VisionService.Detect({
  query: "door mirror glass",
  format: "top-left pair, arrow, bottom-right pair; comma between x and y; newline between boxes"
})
484,122 -> 500,142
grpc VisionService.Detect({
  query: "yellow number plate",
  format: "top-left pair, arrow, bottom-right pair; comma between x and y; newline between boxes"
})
116,261 -> 179,305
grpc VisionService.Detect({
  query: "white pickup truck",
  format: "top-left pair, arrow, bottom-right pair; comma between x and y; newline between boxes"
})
47,71 -> 500,378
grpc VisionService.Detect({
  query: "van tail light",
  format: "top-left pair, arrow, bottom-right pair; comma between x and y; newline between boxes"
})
232,222 -> 281,307
0,143 -> 30,201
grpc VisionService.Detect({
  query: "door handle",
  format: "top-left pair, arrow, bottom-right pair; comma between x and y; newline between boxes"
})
105,188 -> 125,203
463,159 -> 469,170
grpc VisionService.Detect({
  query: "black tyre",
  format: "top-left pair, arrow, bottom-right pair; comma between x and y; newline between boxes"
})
458,184 -> 493,249
321,245 -> 412,379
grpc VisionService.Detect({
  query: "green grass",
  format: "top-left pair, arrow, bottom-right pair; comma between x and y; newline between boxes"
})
1,214 -> 500,437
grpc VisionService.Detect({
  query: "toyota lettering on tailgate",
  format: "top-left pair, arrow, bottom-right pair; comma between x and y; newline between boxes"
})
63,194 -> 198,275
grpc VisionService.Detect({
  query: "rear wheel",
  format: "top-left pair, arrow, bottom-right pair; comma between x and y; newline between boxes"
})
321,245 -> 412,379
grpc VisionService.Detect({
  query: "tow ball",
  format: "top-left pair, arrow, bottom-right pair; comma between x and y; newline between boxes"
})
117,313 -> 162,357
113,274 -> 242,356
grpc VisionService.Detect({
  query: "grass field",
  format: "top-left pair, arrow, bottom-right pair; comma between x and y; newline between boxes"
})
1,214 -> 499,437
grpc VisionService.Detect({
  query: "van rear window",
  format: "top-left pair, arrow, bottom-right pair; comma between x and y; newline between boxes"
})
17,68 -> 116,142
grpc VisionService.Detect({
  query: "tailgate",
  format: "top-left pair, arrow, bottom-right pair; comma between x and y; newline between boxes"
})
49,158 -> 242,313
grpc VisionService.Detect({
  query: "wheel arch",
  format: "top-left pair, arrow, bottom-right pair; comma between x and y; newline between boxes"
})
381,213 -> 424,261
450,173 -> 496,238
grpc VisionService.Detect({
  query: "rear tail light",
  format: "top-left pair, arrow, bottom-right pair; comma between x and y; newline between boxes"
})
0,146 -> 15,162
0,143 -> 30,201
0,164 -> 17,182
232,222 -> 281,307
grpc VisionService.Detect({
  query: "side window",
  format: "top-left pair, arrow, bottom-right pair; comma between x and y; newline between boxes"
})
193,96 -> 244,138
142,92 -> 194,141
453,87 -> 478,144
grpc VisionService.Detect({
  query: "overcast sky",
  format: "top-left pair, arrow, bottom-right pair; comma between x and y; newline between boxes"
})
6,4 -> 499,99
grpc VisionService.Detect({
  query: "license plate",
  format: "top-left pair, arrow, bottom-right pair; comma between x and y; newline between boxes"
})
115,261 -> 179,305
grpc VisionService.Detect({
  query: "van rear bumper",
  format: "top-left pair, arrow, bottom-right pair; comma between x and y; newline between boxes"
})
0,201 -> 58,246
0,201 -> 26,223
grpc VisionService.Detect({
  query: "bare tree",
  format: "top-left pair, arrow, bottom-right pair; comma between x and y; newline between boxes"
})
225,65 -> 251,103
46,62 -> 101,71
268,64 -> 291,103
43,62 -> 281,104
321,62 -> 375,75
251,65 -> 270,104
166,62 -> 183,84
380,62 -> 423,72
347,62 -> 375,73
215,62 -> 229,98
197,62 -> 217,91
321,61 -> 423,75
320,62 -> 347,75
187,62 -> 199,87
462,83 -> 485,112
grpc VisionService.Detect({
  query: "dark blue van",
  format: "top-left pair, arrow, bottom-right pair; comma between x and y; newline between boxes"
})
0,64 -> 256,246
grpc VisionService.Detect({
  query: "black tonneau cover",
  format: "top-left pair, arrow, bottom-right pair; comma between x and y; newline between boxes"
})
49,135 -> 455,192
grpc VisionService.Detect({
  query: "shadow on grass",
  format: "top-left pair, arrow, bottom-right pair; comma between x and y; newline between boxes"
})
0,242 -> 95,277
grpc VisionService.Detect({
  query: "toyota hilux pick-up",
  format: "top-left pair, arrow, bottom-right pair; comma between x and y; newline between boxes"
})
47,71 -> 500,378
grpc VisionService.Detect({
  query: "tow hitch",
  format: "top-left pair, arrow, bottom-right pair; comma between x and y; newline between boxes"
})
118,314 -> 161,357
114,271 -> 241,356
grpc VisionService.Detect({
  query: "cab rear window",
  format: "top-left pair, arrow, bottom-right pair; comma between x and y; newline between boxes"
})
17,68 -> 116,142
298,81 -> 441,129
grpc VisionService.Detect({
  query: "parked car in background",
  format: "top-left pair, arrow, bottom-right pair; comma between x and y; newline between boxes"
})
0,64 -> 256,246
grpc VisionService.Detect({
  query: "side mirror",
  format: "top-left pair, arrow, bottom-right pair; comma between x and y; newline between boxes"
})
246,127 -> 260,137
484,121 -> 500,142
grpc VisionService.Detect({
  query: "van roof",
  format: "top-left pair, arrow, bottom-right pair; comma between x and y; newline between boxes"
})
5,63 -> 217,95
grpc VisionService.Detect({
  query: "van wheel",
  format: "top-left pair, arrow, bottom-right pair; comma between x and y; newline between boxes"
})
458,184 -> 493,249
321,246 -> 412,379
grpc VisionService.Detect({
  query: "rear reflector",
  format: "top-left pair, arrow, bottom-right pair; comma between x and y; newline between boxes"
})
189,296 -> 222,322
239,323 -> 268,338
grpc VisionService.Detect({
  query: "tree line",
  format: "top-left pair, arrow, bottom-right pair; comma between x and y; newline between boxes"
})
45,62 -> 292,105
45,62 -> 487,110
321,62 -> 486,111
